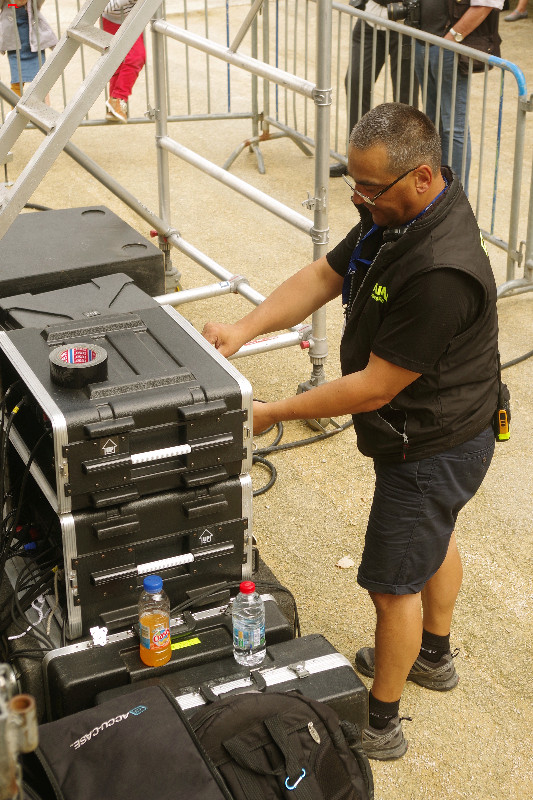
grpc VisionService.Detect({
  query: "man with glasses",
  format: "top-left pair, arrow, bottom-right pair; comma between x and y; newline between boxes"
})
203,103 -> 499,760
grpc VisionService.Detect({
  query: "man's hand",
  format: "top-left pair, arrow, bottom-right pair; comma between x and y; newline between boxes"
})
252,401 -> 276,435
202,322 -> 247,358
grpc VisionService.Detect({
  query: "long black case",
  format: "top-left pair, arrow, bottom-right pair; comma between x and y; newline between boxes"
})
0,207 -> 164,298
98,633 -> 369,733
41,596 -> 294,721
0,302 -> 252,513
12,462 -> 254,639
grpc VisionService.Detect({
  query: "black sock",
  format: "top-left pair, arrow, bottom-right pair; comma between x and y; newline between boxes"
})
419,629 -> 450,663
368,691 -> 400,730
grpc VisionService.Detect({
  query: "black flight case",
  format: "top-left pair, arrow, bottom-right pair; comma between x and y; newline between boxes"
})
97,633 -> 369,734
41,595 -> 294,721
0,274 -> 253,640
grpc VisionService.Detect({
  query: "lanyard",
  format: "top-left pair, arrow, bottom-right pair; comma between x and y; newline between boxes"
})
342,178 -> 449,309
403,177 -> 449,229
342,223 -> 380,306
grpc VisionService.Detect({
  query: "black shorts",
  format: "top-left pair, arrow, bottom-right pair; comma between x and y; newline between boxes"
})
357,427 -> 495,595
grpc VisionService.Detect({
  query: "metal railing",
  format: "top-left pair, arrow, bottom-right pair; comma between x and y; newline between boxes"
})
149,0 -> 333,378
1,1 -> 532,310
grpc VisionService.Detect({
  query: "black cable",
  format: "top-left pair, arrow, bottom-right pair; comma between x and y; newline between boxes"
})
0,383 -> 23,533
9,580 -> 55,652
0,429 -> 47,582
0,546 -> 59,629
250,415 -> 352,496
256,419 -> 353,457
251,455 -> 277,497
501,348 -> 533,369
170,579 -> 301,638
22,781 -> 46,800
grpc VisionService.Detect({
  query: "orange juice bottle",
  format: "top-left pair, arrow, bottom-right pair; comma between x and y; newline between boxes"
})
138,575 -> 171,667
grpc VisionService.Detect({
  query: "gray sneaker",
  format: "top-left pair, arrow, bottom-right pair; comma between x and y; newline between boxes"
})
355,646 -> 459,691
362,715 -> 408,761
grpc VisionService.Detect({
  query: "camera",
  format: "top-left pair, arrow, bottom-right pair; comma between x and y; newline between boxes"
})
387,0 -> 421,29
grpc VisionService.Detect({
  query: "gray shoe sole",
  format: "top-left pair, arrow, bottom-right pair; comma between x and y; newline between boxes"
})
355,647 -> 459,691
363,737 -> 408,761
362,716 -> 409,761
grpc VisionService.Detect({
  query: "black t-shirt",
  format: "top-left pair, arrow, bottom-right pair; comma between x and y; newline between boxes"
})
326,223 -> 484,373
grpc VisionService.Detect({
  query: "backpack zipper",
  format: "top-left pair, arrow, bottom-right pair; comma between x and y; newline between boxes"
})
308,721 -> 321,744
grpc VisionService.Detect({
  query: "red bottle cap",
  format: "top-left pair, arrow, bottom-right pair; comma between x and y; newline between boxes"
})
239,581 -> 256,594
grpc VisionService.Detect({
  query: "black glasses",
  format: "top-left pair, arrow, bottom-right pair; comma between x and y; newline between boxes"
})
342,166 -> 421,206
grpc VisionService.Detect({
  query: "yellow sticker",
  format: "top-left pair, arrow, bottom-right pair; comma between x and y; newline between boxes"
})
171,637 -> 201,651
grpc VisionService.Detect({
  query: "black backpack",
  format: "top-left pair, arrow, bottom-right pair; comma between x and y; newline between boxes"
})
190,691 -> 374,800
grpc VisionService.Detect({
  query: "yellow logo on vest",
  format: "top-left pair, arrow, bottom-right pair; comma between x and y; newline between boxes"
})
371,283 -> 388,303
479,230 -> 488,257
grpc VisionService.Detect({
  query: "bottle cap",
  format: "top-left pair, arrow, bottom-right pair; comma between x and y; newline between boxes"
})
239,581 -> 256,594
143,575 -> 163,593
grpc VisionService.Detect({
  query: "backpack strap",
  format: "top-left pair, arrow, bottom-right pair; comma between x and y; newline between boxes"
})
230,761 -> 269,800
222,714 -> 317,800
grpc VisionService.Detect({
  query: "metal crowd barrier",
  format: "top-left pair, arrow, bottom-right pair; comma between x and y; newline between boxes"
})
149,0 -> 333,380
1,0 -> 531,308
328,6 -> 533,298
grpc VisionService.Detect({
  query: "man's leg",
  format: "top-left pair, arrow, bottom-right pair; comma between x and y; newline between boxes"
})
421,531 -> 463,636
389,31 -> 419,108
414,42 -> 437,124
434,50 -> 472,193
332,20 -> 385,176
369,591 -> 422,702
346,22 -> 386,135
358,592 -> 420,760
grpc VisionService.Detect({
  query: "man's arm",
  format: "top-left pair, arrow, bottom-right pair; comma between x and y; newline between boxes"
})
443,5 -> 495,40
202,255 -> 344,358
252,352 -> 421,434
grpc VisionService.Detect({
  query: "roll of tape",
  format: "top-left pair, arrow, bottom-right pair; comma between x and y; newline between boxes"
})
49,343 -> 108,389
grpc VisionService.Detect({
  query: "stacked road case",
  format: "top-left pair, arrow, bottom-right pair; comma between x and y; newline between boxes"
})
0,274 -> 255,641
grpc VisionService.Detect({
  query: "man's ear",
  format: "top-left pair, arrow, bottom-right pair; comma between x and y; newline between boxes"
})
413,164 -> 433,193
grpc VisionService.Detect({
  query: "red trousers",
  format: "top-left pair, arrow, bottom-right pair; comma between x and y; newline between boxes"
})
102,17 -> 146,100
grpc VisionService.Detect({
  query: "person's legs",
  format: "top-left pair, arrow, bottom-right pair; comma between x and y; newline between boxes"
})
102,17 -> 146,100
356,428 -> 494,757
332,20 -> 386,174
437,50 -> 471,193
414,41 -> 437,123
346,21 -> 386,135
369,591 -> 422,702
110,32 -> 146,100
415,43 -> 471,191
421,530 -> 463,635
389,30 -> 419,108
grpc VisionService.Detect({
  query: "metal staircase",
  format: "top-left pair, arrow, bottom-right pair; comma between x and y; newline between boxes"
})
0,0 -> 163,239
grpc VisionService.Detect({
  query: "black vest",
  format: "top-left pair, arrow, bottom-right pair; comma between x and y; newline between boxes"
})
448,0 -> 501,60
341,170 -> 499,462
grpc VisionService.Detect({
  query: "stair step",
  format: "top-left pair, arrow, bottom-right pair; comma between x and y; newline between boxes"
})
67,23 -> 114,53
0,183 -> 12,210
16,99 -> 60,133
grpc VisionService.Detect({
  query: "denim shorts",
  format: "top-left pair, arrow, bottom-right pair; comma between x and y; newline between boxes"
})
357,427 -> 495,595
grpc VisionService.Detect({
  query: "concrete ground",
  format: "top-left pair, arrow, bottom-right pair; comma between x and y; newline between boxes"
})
2,2 -> 532,799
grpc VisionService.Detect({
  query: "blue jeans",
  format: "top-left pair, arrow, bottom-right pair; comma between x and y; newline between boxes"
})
414,43 -> 471,195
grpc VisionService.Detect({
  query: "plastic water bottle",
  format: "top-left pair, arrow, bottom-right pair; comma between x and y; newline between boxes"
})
232,581 -> 266,667
138,575 -> 171,667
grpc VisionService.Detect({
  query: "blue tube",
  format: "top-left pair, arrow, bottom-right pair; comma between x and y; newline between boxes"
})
488,55 -> 527,98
